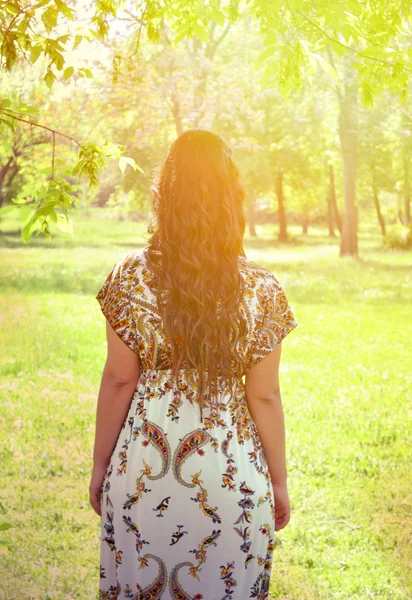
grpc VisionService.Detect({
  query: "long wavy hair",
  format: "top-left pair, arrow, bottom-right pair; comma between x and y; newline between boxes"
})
145,129 -> 248,422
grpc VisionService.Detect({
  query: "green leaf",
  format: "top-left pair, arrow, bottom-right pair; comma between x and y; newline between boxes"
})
21,219 -> 35,243
400,88 -> 408,103
73,34 -> 82,49
63,66 -> 74,80
0,98 -> 11,108
22,106 -> 38,115
17,18 -> 29,34
53,52 -> 65,70
173,28 -> 188,45
41,6 -> 58,32
361,46 -> 382,58
0,205 -> 18,216
39,166 -> 54,174
119,156 -> 140,174
0,118 -> 15,133
339,24 -> 353,44
44,69 -> 55,89
32,0 -> 51,9
6,5 -> 19,15
72,162 -> 81,176
49,208 -> 58,223
30,44 -> 43,64
54,0 -> 74,20
210,5 -> 224,26
191,22 -> 209,43
0,523 -> 12,531
62,194 -> 72,210
35,205 -> 55,217
328,39 -> 346,57
80,67 -> 93,78
19,206 -> 33,222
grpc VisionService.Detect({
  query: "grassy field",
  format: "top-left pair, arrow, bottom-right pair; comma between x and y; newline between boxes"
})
0,209 -> 411,600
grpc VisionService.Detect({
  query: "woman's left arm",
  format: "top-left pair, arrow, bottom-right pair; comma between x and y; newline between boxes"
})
90,320 -> 140,515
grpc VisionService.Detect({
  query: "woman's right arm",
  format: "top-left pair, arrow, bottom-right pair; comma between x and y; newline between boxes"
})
245,342 -> 291,531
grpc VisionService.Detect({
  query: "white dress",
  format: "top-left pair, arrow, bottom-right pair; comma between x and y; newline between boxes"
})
95,248 -> 298,600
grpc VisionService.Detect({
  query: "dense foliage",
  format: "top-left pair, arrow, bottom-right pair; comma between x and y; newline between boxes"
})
1,0 -> 411,253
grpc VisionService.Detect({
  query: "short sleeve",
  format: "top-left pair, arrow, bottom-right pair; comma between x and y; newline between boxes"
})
248,273 -> 298,367
95,253 -> 139,354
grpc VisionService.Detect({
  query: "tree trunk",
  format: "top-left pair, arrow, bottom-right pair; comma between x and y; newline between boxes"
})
0,157 -> 14,209
327,189 -> 335,237
328,163 -> 341,234
338,75 -> 358,257
372,169 -> 386,236
248,210 -> 257,237
302,213 -> 309,234
398,199 -> 404,225
172,93 -> 183,136
403,151 -> 411,226
276,170 -> 287,242
302,216 -> 309,235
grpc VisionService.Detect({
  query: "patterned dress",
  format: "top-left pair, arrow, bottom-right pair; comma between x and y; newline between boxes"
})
95,248 -> 298,600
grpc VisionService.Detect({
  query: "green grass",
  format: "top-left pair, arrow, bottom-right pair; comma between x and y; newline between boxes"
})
0,209 -> 411,599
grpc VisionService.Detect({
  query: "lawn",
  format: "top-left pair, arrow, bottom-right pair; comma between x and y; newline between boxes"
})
0,209 -> 411,600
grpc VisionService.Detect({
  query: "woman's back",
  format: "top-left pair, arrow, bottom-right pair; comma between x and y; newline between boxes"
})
96,247 -> 297,599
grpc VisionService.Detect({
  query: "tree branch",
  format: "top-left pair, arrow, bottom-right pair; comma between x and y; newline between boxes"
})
0,107 -> 82,147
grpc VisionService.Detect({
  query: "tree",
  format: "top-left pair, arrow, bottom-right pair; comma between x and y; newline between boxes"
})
1,0 -> 412,247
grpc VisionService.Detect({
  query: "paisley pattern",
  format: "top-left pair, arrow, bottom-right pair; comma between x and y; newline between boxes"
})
140,422 -> 171,480
96,248 -> 298,599
173,430 -> 217,487
134,554 -> 168,599
169,562 -> 202,600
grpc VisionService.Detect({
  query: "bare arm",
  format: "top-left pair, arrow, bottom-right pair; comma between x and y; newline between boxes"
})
245,342 -> 291,530
93,321 -> 140,468
245,343 -> 287,485
90,321 -> 140,515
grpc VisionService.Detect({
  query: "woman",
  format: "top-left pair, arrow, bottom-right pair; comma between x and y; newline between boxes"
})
90,129 -> 298,600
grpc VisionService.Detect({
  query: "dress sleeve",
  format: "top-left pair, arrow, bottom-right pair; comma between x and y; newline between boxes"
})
95,254 -> 139,354
248,273 -> 298,368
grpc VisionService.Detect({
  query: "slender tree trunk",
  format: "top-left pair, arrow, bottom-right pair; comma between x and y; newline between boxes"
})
172,93 -> 183,136
398,198 -> 404,225
248,210 -> 257,237
338,75 -> 358,257
328,164 -> 341,234
372,168 -> 386,236
401,110 -> 411,226
276,170 -> 287,242
403,152 -> 411,225
302,211 -> 309,234
327,189 -> 334,237
301,219 -> 308,234
0,157 -> 14,209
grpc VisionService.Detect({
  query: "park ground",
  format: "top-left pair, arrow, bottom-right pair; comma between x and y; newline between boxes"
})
0,209 -> 411,599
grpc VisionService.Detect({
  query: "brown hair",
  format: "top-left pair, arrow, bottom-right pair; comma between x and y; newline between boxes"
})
145,129 -> 247,422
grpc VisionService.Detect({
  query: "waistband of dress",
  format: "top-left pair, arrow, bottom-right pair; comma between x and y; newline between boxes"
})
137,368 -> 243,388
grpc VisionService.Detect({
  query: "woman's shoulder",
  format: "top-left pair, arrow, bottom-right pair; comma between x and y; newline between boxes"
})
108,249 -> 151,287
238,255 -> 281,286
116,248 -> 147,270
